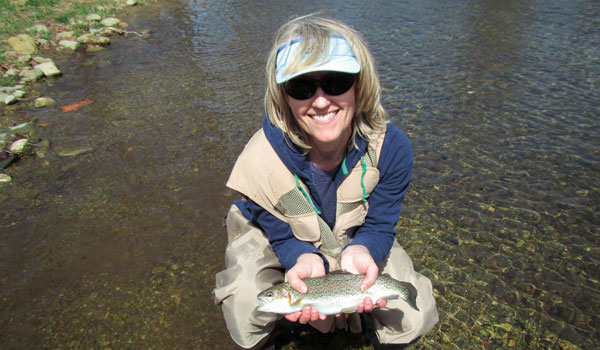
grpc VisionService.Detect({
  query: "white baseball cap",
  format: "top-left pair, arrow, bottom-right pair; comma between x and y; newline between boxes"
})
275,35 -> 361,84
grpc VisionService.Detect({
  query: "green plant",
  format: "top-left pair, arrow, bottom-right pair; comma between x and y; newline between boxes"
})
1,76 -> 19,87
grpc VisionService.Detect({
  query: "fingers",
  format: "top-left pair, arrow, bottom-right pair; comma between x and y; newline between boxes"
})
285,311 -> 301,322
291,306 -> 321,324
356,297 -> 387,314
356,297 -> 373,313
376,299 -> 387,308
286,306 -> 327,324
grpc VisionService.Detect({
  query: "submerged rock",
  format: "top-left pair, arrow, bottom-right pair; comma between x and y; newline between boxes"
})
6,122 -> 36,135
0,153 -> 16,169
0,173 -> 12,183
34,97 -> 56,108
35,139 -> 51,158
8,138 -> 30,156
86,45 -> 106,53
58,147 -> 93,157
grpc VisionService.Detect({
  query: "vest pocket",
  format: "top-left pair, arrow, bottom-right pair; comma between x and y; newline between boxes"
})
286,214 -> 322,242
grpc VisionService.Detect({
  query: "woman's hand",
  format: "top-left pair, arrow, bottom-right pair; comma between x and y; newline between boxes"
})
340,244 -> 388,312
284,253 -> 327,323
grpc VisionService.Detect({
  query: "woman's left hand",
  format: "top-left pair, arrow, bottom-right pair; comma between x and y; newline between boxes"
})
340,244 -> 388,312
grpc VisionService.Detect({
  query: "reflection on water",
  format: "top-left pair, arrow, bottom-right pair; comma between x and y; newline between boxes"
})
0,0 -> 598,349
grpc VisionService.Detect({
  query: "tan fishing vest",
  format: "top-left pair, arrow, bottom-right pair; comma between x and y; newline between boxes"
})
227,128 -> 386,270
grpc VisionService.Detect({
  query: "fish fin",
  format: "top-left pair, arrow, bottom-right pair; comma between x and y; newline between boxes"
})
330,270 -> 353,275
341,306 -> 357,313
400,282 -> 420,311
290,298 -> 303,307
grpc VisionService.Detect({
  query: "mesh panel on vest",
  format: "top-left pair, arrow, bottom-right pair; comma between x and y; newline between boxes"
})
318,217 -> 341,259
336,201 -> 364,217
365,148 -> 377,167
275,188 -> 314,216
275,187 -> 341,260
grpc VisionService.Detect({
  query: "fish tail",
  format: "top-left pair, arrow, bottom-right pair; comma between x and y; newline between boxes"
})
400,282 -> 420,311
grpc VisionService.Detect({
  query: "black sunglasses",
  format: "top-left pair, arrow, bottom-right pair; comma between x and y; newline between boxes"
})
283,73 -> 356,100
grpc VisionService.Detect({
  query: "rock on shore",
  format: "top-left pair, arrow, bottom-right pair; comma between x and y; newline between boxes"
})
1,13 -> 138,106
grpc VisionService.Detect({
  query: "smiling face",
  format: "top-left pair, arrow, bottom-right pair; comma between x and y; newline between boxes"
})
285,71 -> 356,153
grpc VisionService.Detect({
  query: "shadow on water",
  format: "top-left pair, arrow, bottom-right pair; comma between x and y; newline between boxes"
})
1,0 -> 599,349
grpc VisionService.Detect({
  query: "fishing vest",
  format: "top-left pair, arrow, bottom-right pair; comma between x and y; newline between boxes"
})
227,128 -> 386,269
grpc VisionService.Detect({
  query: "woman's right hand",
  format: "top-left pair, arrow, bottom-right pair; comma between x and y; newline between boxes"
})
284,253 -> 326,324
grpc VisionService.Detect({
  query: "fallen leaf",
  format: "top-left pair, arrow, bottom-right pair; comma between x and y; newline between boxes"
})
60,98 -> 94,112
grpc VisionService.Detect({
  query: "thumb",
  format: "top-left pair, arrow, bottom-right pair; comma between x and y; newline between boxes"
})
360,264 -> 379,291
287,270 -> 308,293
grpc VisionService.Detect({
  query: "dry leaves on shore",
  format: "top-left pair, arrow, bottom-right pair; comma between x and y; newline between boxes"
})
60,98 -> 94,112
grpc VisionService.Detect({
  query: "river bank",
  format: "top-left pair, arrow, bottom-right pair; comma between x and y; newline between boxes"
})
1,0 -> 150,179
1,1 -> 598,349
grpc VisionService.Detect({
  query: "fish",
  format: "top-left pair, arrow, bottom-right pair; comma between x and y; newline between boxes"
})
256,271 -> 419,315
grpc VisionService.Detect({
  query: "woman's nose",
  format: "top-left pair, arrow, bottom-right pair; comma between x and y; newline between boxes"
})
312,88 -> 331,108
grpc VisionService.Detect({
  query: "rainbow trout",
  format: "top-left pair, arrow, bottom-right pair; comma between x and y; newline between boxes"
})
257,272 -> 419,315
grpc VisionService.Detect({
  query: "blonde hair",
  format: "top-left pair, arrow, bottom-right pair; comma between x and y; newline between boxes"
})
264,15 -> 387,151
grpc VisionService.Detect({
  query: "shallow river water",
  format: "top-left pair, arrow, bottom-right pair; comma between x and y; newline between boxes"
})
1,0 -> 599,349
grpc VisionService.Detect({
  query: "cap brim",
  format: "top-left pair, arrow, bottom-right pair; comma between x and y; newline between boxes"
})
276,57 -> 360,83
275,35 -> 361,84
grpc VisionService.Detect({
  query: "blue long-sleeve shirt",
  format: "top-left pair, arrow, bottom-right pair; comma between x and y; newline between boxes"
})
234,116 -> 413,272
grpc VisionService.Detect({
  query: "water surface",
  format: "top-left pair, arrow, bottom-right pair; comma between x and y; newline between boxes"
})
1,0 -> 598,349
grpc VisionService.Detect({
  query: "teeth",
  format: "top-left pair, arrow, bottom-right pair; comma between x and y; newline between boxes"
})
313,112 -> 336,122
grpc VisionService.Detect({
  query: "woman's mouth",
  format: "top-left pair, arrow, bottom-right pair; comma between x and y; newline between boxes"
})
312,111 -> 337,122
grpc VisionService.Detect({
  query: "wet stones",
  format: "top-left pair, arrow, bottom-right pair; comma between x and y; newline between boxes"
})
0,173 -> 12,183
34,97 -> 56,108
1,14 -> 134,107
0,122 -> 39,170
100,17 -> 120,27
19,67 -> 44,83
0,92 -> 18,105
34,61 -> 61,77
58,40 -> 80,51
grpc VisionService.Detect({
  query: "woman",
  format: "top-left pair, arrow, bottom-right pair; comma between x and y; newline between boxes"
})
214,15 -> 438,349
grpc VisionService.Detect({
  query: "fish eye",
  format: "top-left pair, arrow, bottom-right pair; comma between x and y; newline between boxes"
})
266,291 -> 273,297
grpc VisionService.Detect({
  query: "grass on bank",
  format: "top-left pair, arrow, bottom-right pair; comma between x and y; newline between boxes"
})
1,0 -> 136,86
0,0 -> 122,41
